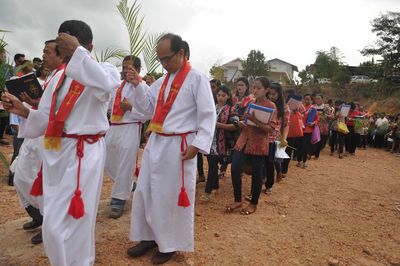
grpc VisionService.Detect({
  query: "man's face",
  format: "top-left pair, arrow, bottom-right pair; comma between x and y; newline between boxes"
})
42,42 -> 62,71
122,60 -> 140,80
156,39 -> 184,74
15,56 -> 25,66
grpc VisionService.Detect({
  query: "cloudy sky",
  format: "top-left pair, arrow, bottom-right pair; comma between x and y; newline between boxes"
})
1,0 -> 399,79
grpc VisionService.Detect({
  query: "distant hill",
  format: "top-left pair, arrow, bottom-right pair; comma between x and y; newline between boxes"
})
288,83 -> 400,115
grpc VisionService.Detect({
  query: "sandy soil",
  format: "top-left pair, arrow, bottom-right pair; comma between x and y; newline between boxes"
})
0,133 -> 399,266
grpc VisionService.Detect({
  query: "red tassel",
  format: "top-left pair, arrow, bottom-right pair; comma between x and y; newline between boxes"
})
135,167 -> 140,177
68,189 -> 85,219
178,187 -> 190,207
30,167 -> 43,196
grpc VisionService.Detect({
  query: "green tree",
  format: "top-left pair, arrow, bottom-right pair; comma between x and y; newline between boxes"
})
356,58 -> 383,79
361,11 -> 400,80
298,65 -> 312,83
117,0 -> 147,57
312,47 -> 345,81
0,31 -> 11,90
142,33 -> 163,74
93,47 -> 126,63
241,49 -> 269,82
209,64 -> 224,81
332,66 -> 351,86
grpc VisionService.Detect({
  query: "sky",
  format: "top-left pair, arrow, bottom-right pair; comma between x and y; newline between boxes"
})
1,0 -> 399,79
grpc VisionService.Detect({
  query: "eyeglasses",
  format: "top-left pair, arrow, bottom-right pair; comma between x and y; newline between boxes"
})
156,51 -> 178,64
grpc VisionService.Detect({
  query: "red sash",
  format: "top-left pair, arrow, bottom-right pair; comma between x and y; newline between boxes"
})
148,59 -> 191,133
110,76 -> 143,122
44,69 -> 85,150
110,80 -> 127,122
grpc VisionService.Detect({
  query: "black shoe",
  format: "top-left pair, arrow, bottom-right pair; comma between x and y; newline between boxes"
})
152,251 -> 175,264
8,174 -> 13,186
127,240 -> 157,258
23,220 -> 42,230
109,207 -> 123,219
23,206 -> 43,230
31,231 -> 42,244
196,176 -> 205,184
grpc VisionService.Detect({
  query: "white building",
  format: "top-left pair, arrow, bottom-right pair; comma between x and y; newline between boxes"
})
220,58 -> 298,84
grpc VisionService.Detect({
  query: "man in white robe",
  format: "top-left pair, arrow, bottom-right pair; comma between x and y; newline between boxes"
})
13,39 -> 63,245
125,33 -> 216,264
1,20 -> 120,266
105,55 -> 151,218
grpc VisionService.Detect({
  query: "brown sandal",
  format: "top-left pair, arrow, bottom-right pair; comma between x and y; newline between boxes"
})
225,202 -> 242,213
240,204 -> 257,215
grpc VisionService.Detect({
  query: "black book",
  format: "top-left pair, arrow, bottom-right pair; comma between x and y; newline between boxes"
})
5,73 -> 43,101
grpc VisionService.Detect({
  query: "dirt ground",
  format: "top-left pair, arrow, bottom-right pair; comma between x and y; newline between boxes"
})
0,133 -> 399,266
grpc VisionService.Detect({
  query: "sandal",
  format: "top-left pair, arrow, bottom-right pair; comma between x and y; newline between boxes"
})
225,202 -> 242,213
244,194 -> 252,202
200,194 -> 211,201
240,204 -> 257,215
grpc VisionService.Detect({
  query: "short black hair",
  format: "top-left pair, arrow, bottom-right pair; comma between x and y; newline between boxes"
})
210,79 -> 221,87
123,55 -> 141,69
158,33 -> 183,54
58,20 -> 93,49
45,39 -> 61,56
33,57 -> 42,63
182,40 -> 190,60
14,53 -> 25,62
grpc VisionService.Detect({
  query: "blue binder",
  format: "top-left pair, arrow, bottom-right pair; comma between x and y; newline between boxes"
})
305,107 -> 316,124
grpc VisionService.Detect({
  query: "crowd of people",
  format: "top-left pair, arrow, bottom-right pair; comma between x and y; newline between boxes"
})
0,19 -> 399,266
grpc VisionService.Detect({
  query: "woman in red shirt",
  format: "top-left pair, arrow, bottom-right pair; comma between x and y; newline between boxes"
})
226,77 -> 276,215
232,77 -> 252,117
345,102 -> 359,155
297,94 -> 319,168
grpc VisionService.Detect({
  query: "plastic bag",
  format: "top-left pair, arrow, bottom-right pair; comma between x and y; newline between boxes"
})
275,141 -> 290,159
338,122 -> 349,134
311,125 -> 321,144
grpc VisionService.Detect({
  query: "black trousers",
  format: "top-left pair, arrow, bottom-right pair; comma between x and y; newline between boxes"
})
0,115 -> 9,139
360,135 -> 367,148
345,126 -> 356,153
197,152 -> 204,177
9,134 -> 23,178
205,155 -> 220,194
375,134 -> 385,148
219,162 -> 228,172
314,134 -> 329,158
330,130 -> 344,154
231,147 -> 264,205
265,143 -> 281,189
298,133 -> 311,163
281,137 -> 299,174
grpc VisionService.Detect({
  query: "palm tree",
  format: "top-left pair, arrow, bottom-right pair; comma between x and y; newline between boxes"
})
142,32 -> 162,73
117,0 -> 147,57
93,47 -> 126,63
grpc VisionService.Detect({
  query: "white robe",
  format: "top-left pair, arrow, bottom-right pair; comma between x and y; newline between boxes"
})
18,46 -> 120,266
14,72 -> 57,214
105,81 -> 152,201
13,136 -> 44,212
129,67 -> 216,252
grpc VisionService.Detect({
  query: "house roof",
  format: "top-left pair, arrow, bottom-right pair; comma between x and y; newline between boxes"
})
221,58 -> 243,69
268,58 -> 298,72
220,57 -> 298,72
